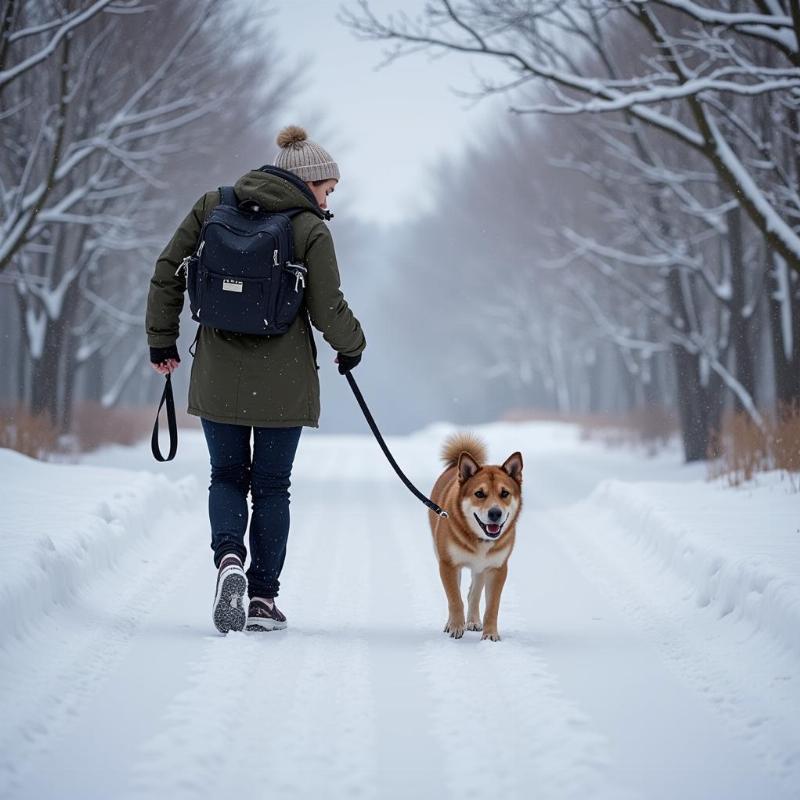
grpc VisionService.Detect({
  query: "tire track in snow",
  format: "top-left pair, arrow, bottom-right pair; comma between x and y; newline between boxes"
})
366,480 -> 449,800
251,478 -> 375,799
384,494 -> 635,800
0,504 -> 206,799
538,501 -> 800,797
125,475 -> 376,799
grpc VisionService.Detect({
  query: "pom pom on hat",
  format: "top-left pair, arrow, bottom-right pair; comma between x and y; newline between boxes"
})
277,125 -> 308,149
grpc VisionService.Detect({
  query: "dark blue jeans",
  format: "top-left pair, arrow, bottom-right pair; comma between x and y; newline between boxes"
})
201,418 -> 302,599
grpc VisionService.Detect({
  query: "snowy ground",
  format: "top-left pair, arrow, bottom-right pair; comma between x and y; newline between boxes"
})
1,421 -> 798,800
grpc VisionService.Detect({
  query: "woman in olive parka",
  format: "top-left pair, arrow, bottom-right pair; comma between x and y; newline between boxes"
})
146,126 -> 365,634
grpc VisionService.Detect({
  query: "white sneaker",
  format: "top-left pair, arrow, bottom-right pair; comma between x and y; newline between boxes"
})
212,554 -> 247,633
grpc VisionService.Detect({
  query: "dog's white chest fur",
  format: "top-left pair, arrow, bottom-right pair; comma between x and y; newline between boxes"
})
446,540 -> 510,573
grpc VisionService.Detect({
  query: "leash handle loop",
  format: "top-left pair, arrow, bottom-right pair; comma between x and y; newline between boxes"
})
151,373 -> 178,462
345,371 -> 448,517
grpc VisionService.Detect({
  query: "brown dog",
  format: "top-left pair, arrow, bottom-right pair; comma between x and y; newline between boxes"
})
428,433 -> 523,641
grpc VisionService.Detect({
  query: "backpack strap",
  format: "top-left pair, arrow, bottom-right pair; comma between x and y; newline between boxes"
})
281,207 -> 311,266
188,325 -> 201,358
218,185 -> 238,207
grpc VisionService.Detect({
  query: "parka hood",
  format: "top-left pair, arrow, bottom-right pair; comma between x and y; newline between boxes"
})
233,165 -> 329,220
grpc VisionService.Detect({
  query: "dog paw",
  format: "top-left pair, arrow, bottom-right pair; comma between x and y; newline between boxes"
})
466,621 -> 483,632
444,620 -> 466,639
481,630 -> 501,642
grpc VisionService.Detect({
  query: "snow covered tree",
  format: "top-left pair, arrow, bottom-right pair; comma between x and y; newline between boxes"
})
0,1 -> 292,429
343,0 -> 800,458
343,0 -> 800,275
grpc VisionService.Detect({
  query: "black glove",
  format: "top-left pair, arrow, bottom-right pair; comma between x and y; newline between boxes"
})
337,352 -> 361,375
150,344 -> 180,365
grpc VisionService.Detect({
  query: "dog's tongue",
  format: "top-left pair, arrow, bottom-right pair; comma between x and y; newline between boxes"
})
487,524 -> 500,534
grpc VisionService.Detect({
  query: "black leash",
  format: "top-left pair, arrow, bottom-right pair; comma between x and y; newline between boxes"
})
344,371 -> 448,518
151,373 -> 178,462
148,361 -> 446,519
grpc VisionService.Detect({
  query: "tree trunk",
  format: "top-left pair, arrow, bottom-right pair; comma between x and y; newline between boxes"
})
29,328 -> 61,423
60,327 -> 79,433
27,281 -> 79,429
16,352 -> 27,407
672,346 -> 706,461
665,268 -> 726,462
727,206 -> 757,412
672,346 -> 726,462
767,250 -> 800,411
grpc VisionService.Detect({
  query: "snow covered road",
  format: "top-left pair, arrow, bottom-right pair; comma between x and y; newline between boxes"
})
1,423 -> 798,799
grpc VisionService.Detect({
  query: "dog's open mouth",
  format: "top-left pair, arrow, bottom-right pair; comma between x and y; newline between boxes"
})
474,513 -> 505,539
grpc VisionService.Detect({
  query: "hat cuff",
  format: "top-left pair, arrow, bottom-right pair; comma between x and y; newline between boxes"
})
285,161 -> 340,182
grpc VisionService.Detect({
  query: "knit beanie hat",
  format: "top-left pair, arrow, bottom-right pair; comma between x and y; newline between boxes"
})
273,125 -> 340,182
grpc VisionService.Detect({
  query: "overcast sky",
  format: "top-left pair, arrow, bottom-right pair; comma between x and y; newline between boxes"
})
270,1 -> 509,226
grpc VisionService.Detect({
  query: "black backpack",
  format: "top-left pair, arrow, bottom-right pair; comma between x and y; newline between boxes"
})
180,186 -> 308,336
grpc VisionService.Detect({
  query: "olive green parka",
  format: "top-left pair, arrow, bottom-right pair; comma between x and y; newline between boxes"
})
145,167 -> 366,428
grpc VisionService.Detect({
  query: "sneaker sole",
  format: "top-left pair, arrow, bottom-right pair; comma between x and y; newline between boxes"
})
245,618 -> 287,632
212,568 -> 247,634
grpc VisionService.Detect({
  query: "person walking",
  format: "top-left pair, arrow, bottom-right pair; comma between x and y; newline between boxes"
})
145,126 -> 366,634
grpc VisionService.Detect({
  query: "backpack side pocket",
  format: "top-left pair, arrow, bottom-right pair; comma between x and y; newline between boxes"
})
274,264 -> 307,333
184,255 -> 201,320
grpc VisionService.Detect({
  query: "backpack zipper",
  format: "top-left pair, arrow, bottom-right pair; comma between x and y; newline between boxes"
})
286,262 -> 307,292
175,240 -> 205,277
175,256 -> 190,277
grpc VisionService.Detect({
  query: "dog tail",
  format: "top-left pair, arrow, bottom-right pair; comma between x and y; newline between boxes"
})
441,432 -> 488,468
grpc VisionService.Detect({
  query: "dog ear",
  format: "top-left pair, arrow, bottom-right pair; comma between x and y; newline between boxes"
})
458,451 -> 480,482
502,451 -> 523,482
